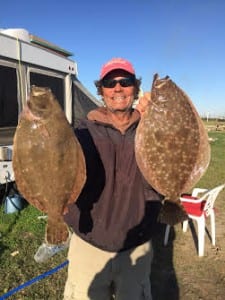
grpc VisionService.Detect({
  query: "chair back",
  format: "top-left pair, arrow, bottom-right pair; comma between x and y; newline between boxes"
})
202,184 -> 225,217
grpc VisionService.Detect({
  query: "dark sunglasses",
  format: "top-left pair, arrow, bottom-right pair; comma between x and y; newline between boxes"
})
101,77 -> 135,88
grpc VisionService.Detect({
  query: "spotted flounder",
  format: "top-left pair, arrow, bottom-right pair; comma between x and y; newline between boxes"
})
13,86 -> 86,244
135,74 -> 210,226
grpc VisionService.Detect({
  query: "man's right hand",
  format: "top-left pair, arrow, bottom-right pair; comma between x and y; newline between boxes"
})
136,92 -> 151,116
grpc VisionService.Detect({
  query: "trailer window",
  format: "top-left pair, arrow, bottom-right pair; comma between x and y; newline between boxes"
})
30,72 -> 64,109
0,65 -> 18,127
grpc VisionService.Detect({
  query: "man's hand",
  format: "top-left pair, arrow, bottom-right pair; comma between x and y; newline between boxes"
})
136,92 -> 151,116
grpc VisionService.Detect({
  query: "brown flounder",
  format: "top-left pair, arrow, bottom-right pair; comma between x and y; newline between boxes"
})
13,86 -> 86,244
135,74 -> 210,226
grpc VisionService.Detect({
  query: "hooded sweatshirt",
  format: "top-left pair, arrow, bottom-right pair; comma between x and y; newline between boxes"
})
64,107 -> 163,252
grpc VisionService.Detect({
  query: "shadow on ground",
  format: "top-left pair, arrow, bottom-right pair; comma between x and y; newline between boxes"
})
151,223 -> 179,300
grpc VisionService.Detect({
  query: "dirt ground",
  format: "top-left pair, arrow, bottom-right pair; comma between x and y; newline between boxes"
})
151,193 -> 225,300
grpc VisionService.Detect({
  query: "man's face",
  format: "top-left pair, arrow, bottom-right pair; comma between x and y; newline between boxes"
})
101,70 -> 136,113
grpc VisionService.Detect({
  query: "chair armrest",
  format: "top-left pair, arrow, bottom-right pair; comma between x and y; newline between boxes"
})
180,196 -> 203,203
192,188 -> 208,197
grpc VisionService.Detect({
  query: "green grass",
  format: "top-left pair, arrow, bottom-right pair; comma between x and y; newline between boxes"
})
0,130 -> 225,299
0,204 -> 68,299
198,131 -> 225,188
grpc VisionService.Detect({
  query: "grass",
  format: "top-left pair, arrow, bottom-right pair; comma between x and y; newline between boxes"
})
0,128 -> 225,299
198,130 -> 225,188
0,204 -> 68,299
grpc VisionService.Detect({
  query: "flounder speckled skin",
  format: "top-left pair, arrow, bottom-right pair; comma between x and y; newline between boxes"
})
135,74 -> 210,226
13,86 -> 86,244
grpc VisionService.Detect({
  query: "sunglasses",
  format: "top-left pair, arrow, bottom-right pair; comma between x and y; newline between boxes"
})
101,77 -> 135,88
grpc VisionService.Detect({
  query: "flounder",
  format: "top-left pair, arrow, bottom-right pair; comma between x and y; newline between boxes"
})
13,86 -> 86,244
135,74 -> 210,226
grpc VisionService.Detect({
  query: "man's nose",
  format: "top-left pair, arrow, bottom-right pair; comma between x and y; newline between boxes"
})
114,82 -> 122,91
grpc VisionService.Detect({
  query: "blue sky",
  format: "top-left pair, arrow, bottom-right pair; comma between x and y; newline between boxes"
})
1,0 -> 225,117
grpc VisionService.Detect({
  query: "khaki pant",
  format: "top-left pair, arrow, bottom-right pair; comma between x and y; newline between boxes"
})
64,233 -> 153,300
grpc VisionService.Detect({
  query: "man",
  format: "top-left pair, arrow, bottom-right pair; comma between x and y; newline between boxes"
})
63,58 -> 163,300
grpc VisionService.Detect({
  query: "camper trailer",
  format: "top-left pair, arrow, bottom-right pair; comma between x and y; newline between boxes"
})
0,28 -> 100,187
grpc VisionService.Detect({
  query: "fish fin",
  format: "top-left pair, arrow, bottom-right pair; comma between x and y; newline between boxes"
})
45,216 -> 69,244
158,201 -> 188,226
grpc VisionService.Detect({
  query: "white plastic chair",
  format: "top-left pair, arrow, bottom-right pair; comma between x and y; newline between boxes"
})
164,184 -> 225,256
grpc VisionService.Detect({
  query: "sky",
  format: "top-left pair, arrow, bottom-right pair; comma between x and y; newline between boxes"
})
1,0 -> 225,117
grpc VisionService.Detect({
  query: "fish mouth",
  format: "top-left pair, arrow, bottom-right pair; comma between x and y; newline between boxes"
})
21,104 -> 41,121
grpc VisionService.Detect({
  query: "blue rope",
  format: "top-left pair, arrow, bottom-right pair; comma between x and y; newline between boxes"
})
0,260 -> 69,300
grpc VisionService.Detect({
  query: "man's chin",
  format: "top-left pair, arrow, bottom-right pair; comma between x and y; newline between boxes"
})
107,106 -> 133,113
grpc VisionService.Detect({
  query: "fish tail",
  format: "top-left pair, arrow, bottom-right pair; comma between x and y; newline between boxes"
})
158,201 -> 188,226
46,216 -> 69,245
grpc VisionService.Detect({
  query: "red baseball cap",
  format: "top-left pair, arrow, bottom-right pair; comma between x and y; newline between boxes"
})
100,58 -> 135,79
